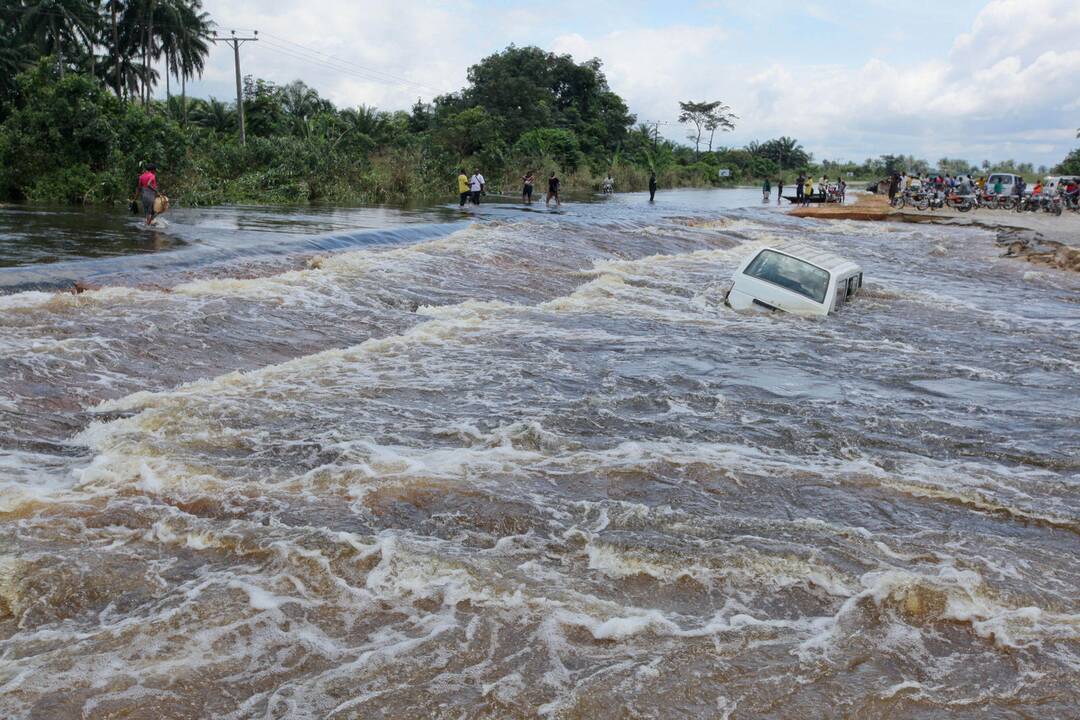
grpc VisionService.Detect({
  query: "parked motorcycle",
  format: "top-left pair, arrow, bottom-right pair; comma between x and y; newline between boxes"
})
943,191 -> 974,212
892,189 -> 929,211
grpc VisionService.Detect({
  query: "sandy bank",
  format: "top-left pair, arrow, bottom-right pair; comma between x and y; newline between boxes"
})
789,194 -> 1080,273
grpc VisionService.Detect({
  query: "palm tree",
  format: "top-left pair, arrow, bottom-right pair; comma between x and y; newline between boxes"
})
95,45 -> 157,101
281,81 -> 327,137
119,0 -> 169,105
103,0 -> 123,95
190,97 -> 235,132
340,104 -> 388,137
20,0 -> 100,78
166,0 -> 212,121
0,6 -> 34,95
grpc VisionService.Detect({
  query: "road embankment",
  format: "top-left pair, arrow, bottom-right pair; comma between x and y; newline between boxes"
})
788,193 -> 1080,272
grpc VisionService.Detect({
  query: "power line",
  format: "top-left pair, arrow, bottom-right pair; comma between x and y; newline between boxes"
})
258,32 -> 441,94
257,38 -> 411,87
253,38 -> 445,101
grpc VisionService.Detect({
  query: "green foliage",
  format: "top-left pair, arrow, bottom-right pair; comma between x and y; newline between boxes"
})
436,45 -> 634,166
747,137 -> 809,170
0,60 -> 457,206
437,106 -> 501,159
512,128 -> 581,172
1055,148 -> 1080,175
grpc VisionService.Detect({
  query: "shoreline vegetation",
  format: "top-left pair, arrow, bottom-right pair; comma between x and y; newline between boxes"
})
0,1 -> 1077,209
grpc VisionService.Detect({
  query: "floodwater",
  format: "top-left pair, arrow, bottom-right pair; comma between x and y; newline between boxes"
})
1,190 -> 1078,719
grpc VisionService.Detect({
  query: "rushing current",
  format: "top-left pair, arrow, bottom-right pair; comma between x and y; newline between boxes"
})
1,190 -> 1078,719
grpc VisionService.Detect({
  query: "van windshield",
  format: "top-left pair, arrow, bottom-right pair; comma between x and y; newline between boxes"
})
744,250 -> 830,303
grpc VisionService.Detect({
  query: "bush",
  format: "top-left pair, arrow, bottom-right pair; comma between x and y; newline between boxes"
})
1054,148 -> 1080,175
512,128 -> 581,172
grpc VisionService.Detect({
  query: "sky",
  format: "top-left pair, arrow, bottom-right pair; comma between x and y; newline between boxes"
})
185,0 -> 1080,168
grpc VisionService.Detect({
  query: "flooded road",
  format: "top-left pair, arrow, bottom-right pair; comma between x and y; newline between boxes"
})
1,190 -> 1078,718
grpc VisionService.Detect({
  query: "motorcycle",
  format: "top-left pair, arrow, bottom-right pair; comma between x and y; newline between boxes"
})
1041,195 -> 1063,216
943,190 -> 975,212
1013,193 -> 1036,212
892,189 -> 929,211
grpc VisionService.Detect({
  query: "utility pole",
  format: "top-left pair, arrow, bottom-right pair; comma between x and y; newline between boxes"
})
213,30 -> 258,145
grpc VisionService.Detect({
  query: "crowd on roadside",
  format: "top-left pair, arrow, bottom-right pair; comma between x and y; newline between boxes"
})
888,172 -> 1079,203
884,171 -> 1080,214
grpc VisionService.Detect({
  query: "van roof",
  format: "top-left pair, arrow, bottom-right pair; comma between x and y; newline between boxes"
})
764,242 -> 862,276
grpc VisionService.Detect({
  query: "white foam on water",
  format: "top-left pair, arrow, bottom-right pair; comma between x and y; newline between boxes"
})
4,206 -> 1080,716
0,449 -> 85,511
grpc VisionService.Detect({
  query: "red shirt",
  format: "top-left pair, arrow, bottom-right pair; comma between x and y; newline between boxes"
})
138,171 -> 157,190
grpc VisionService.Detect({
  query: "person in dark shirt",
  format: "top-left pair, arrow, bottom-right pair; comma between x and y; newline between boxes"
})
648,173 -> 657,202
546,172 -> 561,207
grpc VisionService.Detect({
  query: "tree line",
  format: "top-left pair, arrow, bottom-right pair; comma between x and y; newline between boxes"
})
1,0 -> 213,106
2,2 -> 1075,205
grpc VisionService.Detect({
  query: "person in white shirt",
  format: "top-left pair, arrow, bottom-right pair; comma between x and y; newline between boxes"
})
468,169 -> 485,205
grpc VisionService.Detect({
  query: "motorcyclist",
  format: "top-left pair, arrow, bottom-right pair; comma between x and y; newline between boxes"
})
1062,179 -> 1079,208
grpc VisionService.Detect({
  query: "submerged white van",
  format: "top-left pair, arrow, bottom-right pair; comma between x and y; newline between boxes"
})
725,243 -> 863,317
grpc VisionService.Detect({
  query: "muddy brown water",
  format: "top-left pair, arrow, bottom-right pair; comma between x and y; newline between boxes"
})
1,190 -> 1078,719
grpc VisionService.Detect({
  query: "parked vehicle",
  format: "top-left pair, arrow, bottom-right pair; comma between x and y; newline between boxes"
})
1045,176 -> 1080,195
891,189 -> 929,210
725,243 -> 863,318
986,173 -> 1023,196
943,190 -> 974,212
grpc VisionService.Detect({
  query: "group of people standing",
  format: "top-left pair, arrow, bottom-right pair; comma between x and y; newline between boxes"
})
457,168 -> 486,206
457,169 -> 660,207
762,173 -> 845,205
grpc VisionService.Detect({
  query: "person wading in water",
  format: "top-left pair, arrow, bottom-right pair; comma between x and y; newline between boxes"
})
546,171 -> 561,207
777,177 -> 784,205
136,164 -> 160,226
457,168 -> 470,207
469,168 -> 485,205
522,170 -> 535,204
648,172 -> 657,202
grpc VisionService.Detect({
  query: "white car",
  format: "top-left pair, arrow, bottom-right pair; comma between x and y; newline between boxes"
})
985,173 -> 1023,194
726,243 -> 863,317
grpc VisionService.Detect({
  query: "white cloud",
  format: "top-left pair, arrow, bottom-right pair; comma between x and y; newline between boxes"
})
552,25 -> 728,126
732,0 -> 1080,162
193,0 -> 475,109
186,0 -> 1080,166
